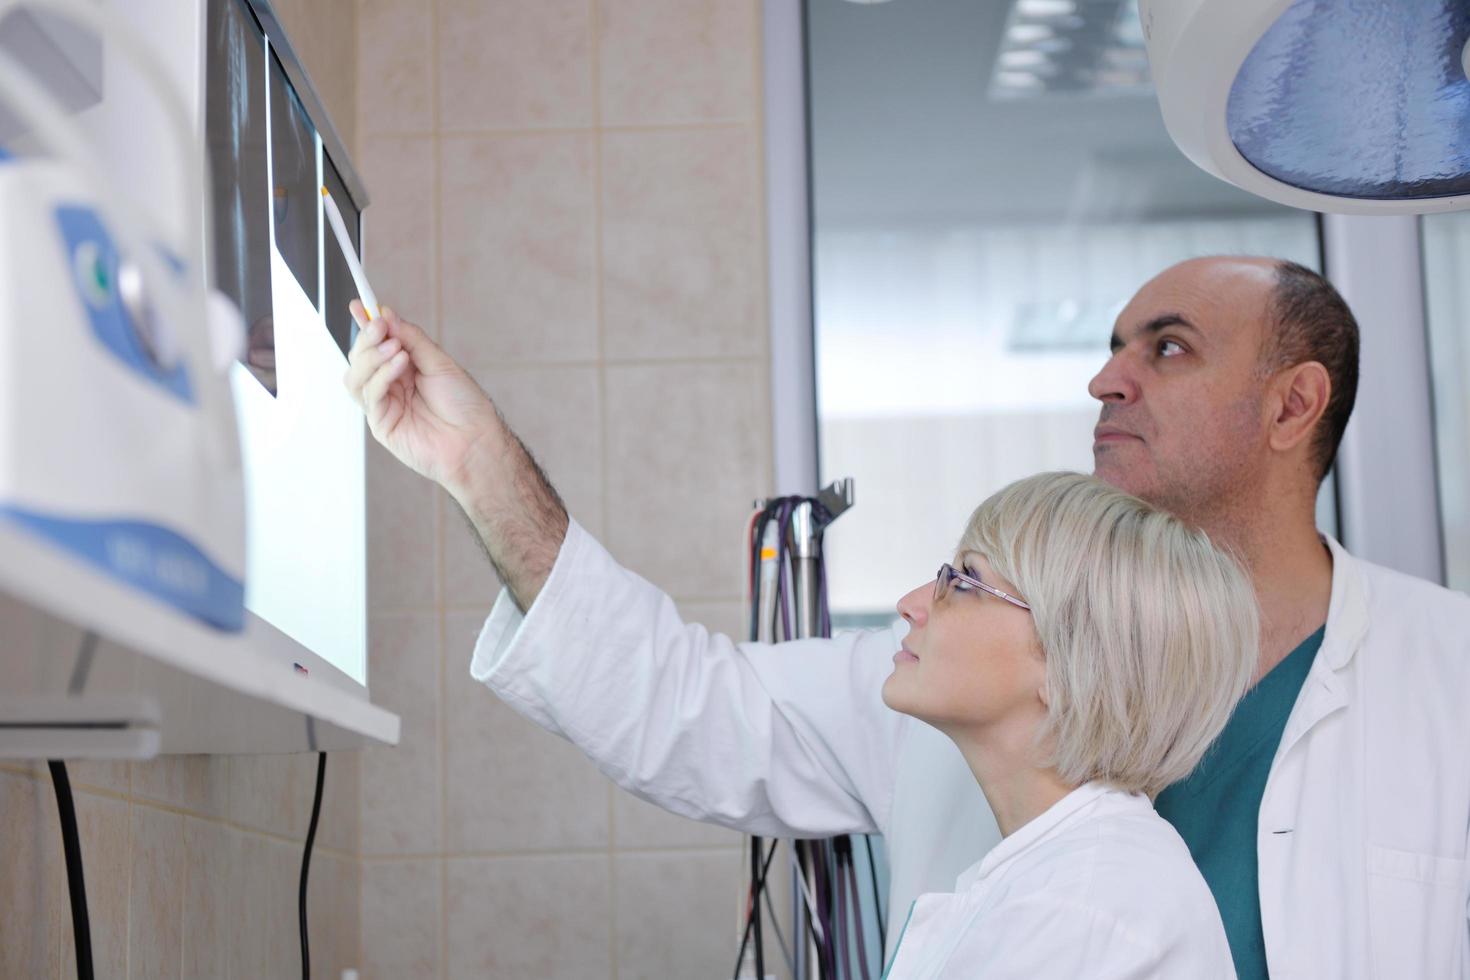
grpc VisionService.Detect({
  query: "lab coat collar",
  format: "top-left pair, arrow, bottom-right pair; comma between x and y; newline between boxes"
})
1271,535 -> 1366,764
954,781 -> 1122,891
1318,534 -> 1369,672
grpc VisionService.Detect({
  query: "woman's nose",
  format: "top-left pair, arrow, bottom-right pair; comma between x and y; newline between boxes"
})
896,581 -> 931,627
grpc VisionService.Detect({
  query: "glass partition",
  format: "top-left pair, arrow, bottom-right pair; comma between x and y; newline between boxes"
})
1422,212 -> 1470,593
806,0 -> 1324,624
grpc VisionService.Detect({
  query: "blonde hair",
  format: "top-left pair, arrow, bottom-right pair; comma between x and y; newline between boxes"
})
961,472 -> 1258,797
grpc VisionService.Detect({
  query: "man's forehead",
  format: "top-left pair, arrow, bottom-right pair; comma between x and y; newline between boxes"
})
1112,258 -> 1277,342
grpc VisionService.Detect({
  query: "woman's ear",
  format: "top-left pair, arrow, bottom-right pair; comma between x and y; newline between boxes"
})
1036,679 -> 1050,709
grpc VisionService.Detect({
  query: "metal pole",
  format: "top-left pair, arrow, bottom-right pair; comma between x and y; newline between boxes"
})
783,480 -> 853,979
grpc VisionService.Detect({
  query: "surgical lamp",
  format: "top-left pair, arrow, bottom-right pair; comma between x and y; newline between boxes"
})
1140,0 -> 1470,214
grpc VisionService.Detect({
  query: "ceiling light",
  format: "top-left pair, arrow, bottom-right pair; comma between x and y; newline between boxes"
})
1016,0 -> 1077,18
999,49 -> 1050,69
1005,23 -> 1054,44
995,70 -> 1045,89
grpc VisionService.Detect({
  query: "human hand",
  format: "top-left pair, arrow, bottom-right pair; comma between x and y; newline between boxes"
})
342,301 -> 501,497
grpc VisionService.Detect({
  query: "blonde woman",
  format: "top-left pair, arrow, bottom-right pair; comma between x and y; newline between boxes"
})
880,472 -> 1255,979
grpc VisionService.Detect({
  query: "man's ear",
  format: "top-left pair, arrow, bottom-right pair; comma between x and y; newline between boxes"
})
1268,361 -> 1331,456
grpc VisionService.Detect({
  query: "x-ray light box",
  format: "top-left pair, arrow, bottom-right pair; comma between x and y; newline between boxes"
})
207,0 -> 367,688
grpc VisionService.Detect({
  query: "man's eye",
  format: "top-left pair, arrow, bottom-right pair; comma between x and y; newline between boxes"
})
1159,339 -> 1186,357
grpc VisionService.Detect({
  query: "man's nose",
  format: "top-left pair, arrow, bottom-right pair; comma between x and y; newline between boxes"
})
896,582 -> 930,628
1088,351 -> 1139,405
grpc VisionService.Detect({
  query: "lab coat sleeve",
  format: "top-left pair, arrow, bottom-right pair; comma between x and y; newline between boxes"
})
468,518 -> 908,839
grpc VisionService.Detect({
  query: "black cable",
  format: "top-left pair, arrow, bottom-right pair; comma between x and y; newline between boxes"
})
792,840 -> 813,979
824,841 -> 839,977
48,761 -> 93,980
760,862 -> 798,979
299,751 -> 326,980
834,840 -> 851,980
751,835 -> 766,980
845,842 -> 871,980
732,840 -> 780,980
864,835 -> 885,954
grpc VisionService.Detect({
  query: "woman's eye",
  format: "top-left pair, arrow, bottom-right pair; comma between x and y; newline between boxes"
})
1159,339 -> 1186,357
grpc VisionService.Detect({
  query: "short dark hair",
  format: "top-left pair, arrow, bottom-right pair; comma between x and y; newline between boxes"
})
1260,261 -> 1360,481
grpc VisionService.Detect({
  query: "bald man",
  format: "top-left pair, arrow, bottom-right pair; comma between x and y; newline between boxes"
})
346,256 -> 1470,979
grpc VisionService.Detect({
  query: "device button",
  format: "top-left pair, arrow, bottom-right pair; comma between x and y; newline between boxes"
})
73,239 -> 113,310
118,260 -> 178,370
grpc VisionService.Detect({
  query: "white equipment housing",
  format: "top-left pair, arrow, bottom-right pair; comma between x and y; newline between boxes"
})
0,157 -> 246,633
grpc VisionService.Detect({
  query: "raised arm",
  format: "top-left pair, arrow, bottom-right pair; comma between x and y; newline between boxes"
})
343,302 -> 907,838
341,301 -> 564,609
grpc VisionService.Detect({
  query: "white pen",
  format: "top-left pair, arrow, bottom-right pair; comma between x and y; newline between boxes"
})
320,185 -> 379,322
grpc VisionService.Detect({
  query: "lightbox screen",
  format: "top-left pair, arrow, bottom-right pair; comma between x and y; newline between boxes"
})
206,0 -> 367,686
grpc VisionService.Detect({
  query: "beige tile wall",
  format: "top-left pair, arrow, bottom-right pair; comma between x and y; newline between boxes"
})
0,751 -> 362,980
355,0 -> 773,977
0,2 -> 363,978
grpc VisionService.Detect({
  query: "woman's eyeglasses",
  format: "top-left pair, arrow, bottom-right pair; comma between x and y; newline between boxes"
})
934,563 -> 1031,611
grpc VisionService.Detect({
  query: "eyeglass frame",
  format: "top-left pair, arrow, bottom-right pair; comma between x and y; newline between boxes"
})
934,563 -> 1032,611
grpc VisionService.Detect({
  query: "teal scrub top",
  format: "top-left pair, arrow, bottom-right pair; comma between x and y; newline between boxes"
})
1154,626 -> 1325,980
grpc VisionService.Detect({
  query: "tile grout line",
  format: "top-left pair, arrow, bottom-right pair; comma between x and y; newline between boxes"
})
368,593 -> 744,617
751,0 -> 773,369
449,354 -> 771,371
6,765 -> 341,842
123,787 -> 134,980
175,808 -> 188,980
748,0 -> 783,596
365,842 -> 743,859
741,8 -> 774,972
376,119 -> 757,139
589,1 -> 620,976
431,0 -> 450,975
349,11 -> 370,975
437,605 -> 450,979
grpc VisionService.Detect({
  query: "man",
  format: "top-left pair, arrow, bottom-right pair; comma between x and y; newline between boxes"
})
345,256 -> 1470,978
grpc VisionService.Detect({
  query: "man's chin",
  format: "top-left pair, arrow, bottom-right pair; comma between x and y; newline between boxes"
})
1092,451 -> 1153,499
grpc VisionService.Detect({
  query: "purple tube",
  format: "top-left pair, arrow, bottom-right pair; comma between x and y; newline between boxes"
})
811,841 -> 831,976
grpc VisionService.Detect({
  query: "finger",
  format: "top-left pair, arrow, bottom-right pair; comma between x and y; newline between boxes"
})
344,336 -> 403,401
351,312 -> 389,355
379,310 -> 455,372
362,349 -> 411,417
348,301 -> 382,355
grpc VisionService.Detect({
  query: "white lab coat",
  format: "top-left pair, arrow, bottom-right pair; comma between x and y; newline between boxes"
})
883,783 -> 1234,979
471,521 -> 1470,978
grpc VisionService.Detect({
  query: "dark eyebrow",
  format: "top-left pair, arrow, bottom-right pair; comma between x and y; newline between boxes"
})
1109,313 -> 1198,352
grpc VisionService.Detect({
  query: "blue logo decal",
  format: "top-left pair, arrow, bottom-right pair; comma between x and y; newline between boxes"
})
1,505 -> 245,633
